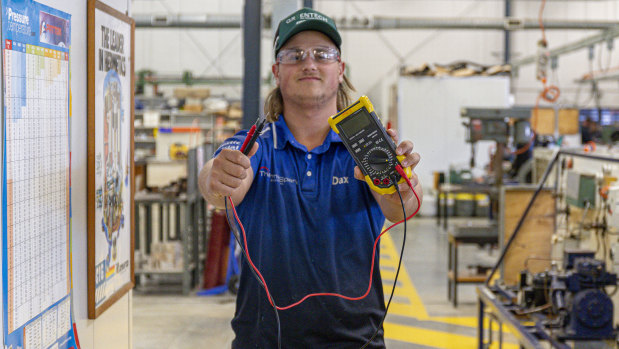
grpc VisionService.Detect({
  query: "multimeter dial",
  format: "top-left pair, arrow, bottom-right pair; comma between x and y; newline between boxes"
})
362,147 -> 394,175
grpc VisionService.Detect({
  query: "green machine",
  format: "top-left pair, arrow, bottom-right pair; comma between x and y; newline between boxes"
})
565,171 -> 597,208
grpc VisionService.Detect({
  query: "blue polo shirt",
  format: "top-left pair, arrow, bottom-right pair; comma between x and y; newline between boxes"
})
215,116 -> 386,348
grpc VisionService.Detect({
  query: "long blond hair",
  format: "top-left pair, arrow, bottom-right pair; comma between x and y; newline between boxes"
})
263,75 -> 356,122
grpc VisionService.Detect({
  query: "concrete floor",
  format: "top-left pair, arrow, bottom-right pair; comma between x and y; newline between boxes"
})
133,217 -> 507,349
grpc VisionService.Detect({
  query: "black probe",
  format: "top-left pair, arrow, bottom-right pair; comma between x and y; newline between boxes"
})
233,117 -> 283,349
240,117 -> 266,155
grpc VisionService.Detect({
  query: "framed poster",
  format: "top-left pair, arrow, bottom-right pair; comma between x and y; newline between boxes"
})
87,0 -> 134,319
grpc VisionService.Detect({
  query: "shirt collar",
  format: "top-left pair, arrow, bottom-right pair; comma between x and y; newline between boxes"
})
273,115 -> 342,154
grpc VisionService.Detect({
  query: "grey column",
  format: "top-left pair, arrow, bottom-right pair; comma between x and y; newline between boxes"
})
303,0 -> 313,8
504,0 -> 511,64
242,0 -> 262,129
271,0 -> 299,38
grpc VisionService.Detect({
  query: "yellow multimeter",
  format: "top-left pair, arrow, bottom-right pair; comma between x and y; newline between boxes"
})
329,96 -> 412,195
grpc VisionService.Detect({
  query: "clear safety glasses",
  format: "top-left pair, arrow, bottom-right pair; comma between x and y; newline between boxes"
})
276,47 -> 340,65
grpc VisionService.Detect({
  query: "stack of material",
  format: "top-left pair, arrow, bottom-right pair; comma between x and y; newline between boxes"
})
228,102 -> 242,121
205,98 -> 241,130
173,87 -> 211,112
225,102 -> 242,128
401,61 -> 511,77
150,242 -> 183,270
204,97 -> 229,116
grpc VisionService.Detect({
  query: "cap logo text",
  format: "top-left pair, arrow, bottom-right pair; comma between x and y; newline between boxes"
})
300,13 -> 328,23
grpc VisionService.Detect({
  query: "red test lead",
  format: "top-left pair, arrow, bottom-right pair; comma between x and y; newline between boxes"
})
240,118 -> 266,155
226,167 -> 421,311
239,125 -> 256,154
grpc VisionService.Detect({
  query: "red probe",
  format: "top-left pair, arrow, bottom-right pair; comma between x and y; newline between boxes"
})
240,118 -> 266,155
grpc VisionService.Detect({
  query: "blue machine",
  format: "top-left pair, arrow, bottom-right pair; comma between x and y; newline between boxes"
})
556,258 -> 617,340
518,253 -> 617,342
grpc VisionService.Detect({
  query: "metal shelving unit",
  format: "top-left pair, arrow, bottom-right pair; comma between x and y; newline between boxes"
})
132,89 -> 233,293
133,193 -> 203,294
133,144 -> 214,294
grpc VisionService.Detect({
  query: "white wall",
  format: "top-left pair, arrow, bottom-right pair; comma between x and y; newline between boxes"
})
397,76 -> 511,193
0,0 -> 132,348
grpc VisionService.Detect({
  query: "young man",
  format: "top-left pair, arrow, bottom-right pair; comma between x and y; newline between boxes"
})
199,8 -> 422,348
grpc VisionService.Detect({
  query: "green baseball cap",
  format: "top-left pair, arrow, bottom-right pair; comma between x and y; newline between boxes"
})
273,8 -> 341,57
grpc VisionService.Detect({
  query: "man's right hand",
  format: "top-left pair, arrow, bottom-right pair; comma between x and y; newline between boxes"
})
198,142 -> 258,208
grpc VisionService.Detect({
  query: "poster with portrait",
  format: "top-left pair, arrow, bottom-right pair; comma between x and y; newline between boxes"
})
87,0 -> 134,319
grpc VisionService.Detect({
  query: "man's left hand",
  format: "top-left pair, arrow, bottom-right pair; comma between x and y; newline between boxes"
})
353,129 -> 421,203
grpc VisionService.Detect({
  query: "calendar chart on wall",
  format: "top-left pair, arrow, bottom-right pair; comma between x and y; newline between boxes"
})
1,1 -> 78,348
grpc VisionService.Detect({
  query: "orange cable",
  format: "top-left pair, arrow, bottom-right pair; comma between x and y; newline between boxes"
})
539,0 -> 547,45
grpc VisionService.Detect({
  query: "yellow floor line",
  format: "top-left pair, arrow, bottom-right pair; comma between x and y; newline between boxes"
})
383,297 -> 420,319
384,322 -> 520,349
379,233 -> 515,347
429,316 -> 479,328
430,316 -> 510,331
427,316 -> 511,333
380,233 -> 429,320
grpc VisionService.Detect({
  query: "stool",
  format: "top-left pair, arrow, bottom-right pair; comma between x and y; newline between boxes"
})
447,224 -> 498,307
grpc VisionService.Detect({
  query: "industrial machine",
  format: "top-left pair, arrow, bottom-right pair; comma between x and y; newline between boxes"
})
460,107 -> 533,184
461,106 -> 532,145
518,251 -> 617,341
477,148 -> 619,349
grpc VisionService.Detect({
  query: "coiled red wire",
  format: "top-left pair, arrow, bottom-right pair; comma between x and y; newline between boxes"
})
226,165 -> 421,311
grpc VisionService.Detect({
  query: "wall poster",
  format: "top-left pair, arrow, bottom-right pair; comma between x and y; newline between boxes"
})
1,0 -> 79,348
87,0 -> 134,319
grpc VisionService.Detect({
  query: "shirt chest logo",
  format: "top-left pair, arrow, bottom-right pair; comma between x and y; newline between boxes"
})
259,167 -> 298,185
332,176 -> 349,185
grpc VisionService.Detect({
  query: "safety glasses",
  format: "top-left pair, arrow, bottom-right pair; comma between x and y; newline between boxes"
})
276,47 -> 340,65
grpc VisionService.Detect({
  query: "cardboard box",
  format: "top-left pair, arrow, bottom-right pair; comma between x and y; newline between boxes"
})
530,108 -> 555,135
183,104 -> 203,113
558,108 -> 579,135
225,120 -> 240,129
173,87 -> 210,99
150,242 -> 182,270
228,106 -> 242,119
146,161 -> 187,188
211,108 -> 229,117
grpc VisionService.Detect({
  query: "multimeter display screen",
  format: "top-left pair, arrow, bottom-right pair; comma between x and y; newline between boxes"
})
340,110 -> 371,138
